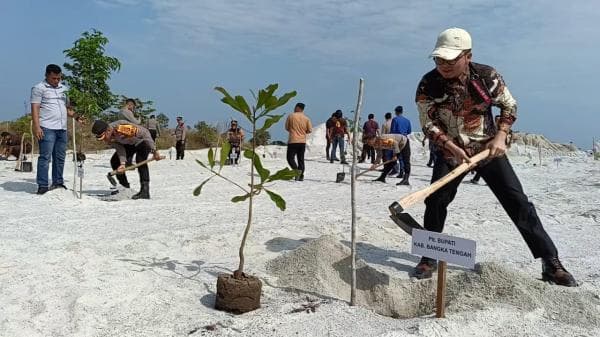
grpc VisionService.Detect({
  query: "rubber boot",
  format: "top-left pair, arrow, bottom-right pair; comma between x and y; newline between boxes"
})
396,173 -> 410,186
132,182 -> 150,200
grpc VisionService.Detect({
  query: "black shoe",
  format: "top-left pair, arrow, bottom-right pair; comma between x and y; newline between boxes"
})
37,186 -> 49,195
330,160 -> 334,163
470,179 -> 479,184
542,257 -> 578,287
373,176 -> 385,183
333,158 -> 340,161
298,174 -> 304,181
50,183 -> 68,190
426,163 -> 434,167
132,182 -> 150,200
340,161 -> 349,165
396,179 -> 410,186
412,256 -> 437,279
389,169 -> 398,176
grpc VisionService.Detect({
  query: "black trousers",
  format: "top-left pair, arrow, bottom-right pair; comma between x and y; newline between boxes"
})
176,140 -> 185,160
360,143 -> 375,164
399,139 -> 411,176
326,138 -> 331,159
424,155 -> 558,259
286,143 -> 306,174
110,143 -> 151,186
149,130 -> 158,142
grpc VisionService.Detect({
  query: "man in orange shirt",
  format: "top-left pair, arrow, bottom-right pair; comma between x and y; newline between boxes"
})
285,103 -> 312,181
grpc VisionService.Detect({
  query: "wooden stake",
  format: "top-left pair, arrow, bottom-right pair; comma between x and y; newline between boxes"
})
435,261 -> 447,318
350,78 -> 364,306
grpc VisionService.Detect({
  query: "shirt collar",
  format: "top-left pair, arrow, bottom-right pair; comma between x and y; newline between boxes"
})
43,80 -> 63,89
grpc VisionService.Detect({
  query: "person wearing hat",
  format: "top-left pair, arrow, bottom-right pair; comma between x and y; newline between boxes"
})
173,116 -> 186,160
226,120 -> 245,164
412,27 -> 576,287
92,119 -> 161,199
390,105 -> 412,185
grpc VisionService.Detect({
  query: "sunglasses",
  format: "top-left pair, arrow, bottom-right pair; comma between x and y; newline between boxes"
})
433,51 -> 468,66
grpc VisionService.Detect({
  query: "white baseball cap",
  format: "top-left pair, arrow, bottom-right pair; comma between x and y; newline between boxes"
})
430,27 -> 472,60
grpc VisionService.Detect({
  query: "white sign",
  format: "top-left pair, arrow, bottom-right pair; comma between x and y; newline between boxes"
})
411,229 -> 476,269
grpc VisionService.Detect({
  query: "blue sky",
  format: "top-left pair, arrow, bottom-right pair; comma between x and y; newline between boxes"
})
1,0 -> 598,148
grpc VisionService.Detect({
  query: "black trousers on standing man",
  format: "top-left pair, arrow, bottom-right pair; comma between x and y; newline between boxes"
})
286,143 -> 306,180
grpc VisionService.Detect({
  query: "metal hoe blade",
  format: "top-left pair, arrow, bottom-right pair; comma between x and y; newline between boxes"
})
388,201 -> 424,235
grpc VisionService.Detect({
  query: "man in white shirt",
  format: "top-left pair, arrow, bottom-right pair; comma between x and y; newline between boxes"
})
31,64 -> 82,195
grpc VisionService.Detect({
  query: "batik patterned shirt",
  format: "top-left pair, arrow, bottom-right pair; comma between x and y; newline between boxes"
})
415,62 -> 517,152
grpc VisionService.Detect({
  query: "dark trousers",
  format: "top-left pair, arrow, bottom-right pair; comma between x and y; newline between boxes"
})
424,155 -> 558,259
110,143 -> 151,187
326,138 -> 331,159
149,130 -> 158,142
360,144 -> 375,164
287,143 -> 306,175
176,140 -> 185,160
399,139 -> 411,176
228,143 -> 241,164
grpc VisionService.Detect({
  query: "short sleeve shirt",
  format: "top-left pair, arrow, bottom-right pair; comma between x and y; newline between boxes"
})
30,80 -> 69,130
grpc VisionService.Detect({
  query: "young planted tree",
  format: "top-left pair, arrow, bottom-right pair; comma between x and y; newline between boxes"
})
63,29 -> 121,119
194,83 -> 297,313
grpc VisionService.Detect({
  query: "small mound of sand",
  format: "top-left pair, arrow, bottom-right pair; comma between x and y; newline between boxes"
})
267,235 -> 600,324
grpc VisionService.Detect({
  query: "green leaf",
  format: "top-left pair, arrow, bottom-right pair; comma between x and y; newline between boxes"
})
208,147 -> 215,169
231,193 -> 251,203
265,90 -> 297,113
266,167 -> 299,182
264,188 -> 286,211
193,177 -> 213,196
256,84 -> 278,110
220,141 -> 231,167
214,86 -> 243,113
234,95 -> 252,118
243,149 -> 270,182
259,114 -> 284,132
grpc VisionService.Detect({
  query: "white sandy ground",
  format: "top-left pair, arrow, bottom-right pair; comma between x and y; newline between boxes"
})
1,126 -> 599,337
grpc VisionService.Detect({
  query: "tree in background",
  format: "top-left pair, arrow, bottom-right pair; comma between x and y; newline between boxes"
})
193,121 -> 220,148
113,95 -> 156,122
156,113 -> 169,129
62,29 -> 121,119
249,129 -> 271,146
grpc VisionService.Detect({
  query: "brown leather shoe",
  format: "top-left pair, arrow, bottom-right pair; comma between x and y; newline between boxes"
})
542,257 -> 578,287
412,256 -> 437,279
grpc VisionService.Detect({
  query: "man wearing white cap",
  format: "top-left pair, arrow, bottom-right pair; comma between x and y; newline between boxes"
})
412,28 -> 577,287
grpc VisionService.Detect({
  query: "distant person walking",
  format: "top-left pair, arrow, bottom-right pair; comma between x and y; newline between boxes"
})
413,27 -> 576,287
325,112 -> 336,161
359,113 -> 379,164
285,103 -> 312,181
390,105 -> 412,185
146,115 -> 160,142
31,64 -> 83,195
173,116 -> 186,160
328,110 -> 350,164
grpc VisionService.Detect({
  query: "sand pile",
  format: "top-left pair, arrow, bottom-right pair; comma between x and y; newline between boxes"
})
267,235 -> 600,324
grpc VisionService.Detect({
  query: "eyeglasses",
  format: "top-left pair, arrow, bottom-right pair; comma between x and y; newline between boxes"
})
433,52 -> 468,66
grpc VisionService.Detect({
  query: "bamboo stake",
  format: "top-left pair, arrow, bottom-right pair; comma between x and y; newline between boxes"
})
350,78 -> 364,306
